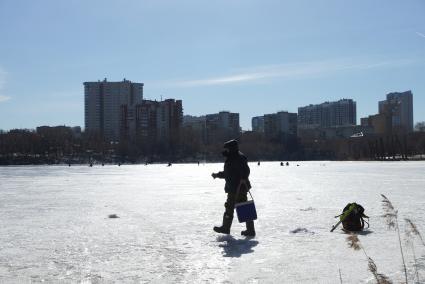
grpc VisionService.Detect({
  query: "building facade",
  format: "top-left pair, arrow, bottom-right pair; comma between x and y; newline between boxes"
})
361,113 -> 392,135
84,78 -> 144,141
263,111 -> 297,141
157,99 -> 183,145
378,91 -> 413,132
205,111 -> 240,144
183,115 -> 207,144
361,90 -> 414,135
252,116 -> 265,133
135,100 -> 158,148
135,99 -> 183,149
298,99 -> 356,130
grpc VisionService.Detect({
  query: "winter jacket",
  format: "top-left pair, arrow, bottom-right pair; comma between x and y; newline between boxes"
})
216,151 -> 251,193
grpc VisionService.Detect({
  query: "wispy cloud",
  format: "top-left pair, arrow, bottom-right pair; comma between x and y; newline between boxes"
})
416,31 -> 425,38
0,67 -> 11,103
166,58 -> 415,88
0,95 -> 11,102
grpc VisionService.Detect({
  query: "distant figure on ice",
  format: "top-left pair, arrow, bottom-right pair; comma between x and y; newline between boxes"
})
167,162 -> 172,167
286,162 -> 289,166
280,162 -> 284,166
211,139 -> 256,237
257,161 -> 260,166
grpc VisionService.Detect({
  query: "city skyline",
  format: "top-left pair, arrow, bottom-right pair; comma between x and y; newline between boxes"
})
1,0 -> 424,130
0,76 -> 419,132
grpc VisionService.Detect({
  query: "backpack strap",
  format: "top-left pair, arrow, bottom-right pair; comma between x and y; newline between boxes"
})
362,217 -> 370,228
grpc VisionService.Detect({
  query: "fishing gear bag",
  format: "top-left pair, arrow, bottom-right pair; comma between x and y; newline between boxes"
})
340,203 -> 369,231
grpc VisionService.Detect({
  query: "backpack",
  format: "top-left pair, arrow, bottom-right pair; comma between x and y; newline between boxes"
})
337,203 -> 369,231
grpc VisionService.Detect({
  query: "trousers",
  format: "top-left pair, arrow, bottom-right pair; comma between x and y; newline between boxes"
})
224,191 -> 248,220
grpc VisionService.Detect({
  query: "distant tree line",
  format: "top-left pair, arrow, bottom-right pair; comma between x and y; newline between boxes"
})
1,123 -> 425,165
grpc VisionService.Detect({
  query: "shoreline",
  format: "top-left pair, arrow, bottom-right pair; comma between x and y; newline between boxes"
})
1,157 -> 424,167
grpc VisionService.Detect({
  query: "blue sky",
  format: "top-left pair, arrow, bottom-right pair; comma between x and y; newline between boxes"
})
0,0 -> 424,130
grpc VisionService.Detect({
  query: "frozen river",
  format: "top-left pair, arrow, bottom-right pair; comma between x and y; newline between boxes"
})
1,161 -> 425,283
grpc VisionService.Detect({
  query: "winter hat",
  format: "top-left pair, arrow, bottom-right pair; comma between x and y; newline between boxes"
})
223,139 -> 239,153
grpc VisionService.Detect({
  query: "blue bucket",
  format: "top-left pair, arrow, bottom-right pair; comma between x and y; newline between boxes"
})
235,200 -> 257,223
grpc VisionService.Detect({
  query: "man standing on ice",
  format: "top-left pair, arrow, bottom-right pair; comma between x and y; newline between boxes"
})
211,139 -> 256,237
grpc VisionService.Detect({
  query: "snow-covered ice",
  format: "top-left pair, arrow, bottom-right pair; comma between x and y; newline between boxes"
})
1,161 -> 425,283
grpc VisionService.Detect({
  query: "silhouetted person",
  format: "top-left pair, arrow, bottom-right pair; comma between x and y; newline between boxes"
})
89,163 -> 93,167
286,162 -> 289,166
280,162 -> 284,166
257,161 -> 260,166
167,162 -> 172,167
212,139 -> 255,237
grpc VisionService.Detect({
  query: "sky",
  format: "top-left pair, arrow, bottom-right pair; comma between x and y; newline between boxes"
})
0,0 -> 424,131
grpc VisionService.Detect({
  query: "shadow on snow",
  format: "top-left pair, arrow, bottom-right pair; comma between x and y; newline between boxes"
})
341,229 -> 374,236
216,235 -> 259,258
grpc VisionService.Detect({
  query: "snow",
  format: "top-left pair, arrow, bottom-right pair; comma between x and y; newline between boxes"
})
0,161 -> 425,283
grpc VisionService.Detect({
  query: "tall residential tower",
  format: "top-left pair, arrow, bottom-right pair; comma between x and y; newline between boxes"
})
378,90 -> 413,132
298,99 -> 356,129
84,78 -> 144,141
135,99 -> 183,149
205,111 -> 240,144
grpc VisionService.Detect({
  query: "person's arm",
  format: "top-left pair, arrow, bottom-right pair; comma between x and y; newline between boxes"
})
241,157 -> 250,179
212,171 -> 225,179
212,161 -> 228,179
240,157 -> 251,189
216,171 -> 225,178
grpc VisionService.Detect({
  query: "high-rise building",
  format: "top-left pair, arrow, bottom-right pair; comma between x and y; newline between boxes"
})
135,99 -> 183,148
183,115 -> 207,144
157,99 -> 183,144
205,111 -> 240,144
298,99 -> 356,129
84,78 -> 144,141
183,115 -> 206,129
378,91 -> 413,132
252,116 -> 265,133
135,100 -> 158,148
263,111 -> 297,140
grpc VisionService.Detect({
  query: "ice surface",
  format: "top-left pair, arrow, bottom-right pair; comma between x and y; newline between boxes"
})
1,161 -> 425,283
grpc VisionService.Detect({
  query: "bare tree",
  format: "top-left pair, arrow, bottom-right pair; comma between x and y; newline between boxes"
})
415,121 -> 425,132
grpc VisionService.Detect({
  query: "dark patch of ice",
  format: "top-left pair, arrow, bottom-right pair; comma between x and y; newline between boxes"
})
300,207 -> 316,212
290,227 -> 314,234
108,214 -> 119,218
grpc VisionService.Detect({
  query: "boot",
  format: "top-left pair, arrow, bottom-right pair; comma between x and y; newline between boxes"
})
213,214 -> 232,234
241,221 -> 256,237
